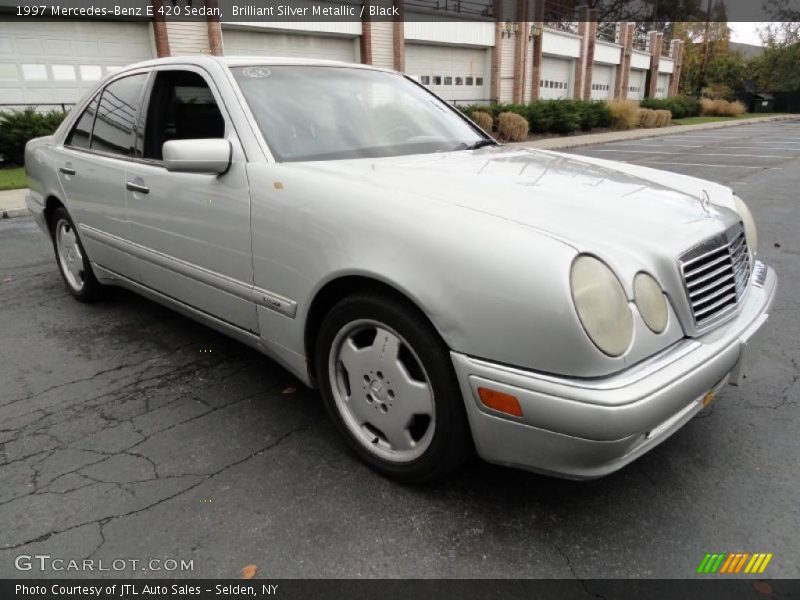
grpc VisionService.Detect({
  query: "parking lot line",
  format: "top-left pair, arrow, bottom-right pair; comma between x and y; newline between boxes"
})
648,162 -> 782,169
586,149 -> 793,159
586,149 -> 681,154
608,143 -> 705,149
705,146 -> 800,151
689,152 -> 795,159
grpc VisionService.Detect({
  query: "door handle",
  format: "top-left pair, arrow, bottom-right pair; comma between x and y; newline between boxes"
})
126,181 -> 150,194
59,166 -> 76,176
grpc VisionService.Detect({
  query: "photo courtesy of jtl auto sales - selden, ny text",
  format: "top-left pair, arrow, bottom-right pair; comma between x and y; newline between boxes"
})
0,0 -> 798,598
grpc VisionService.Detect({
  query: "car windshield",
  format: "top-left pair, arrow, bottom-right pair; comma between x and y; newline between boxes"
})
231,65 -> 487,162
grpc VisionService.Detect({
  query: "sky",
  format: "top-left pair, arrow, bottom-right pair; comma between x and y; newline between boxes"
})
728,22 -> 766,46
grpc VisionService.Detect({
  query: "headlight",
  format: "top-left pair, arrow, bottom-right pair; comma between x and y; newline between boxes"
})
633,273 -> 668,334
570,256 -> 633,356
733,195 -> 758,252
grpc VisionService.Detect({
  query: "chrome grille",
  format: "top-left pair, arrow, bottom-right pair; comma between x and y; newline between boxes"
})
679,223 -> 751,328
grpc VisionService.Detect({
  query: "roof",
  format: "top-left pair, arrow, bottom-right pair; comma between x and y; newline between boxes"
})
121,54 -> 394,73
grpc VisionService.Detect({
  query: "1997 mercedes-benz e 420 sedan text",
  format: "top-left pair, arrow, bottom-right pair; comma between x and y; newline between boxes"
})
26,56 -> 776,482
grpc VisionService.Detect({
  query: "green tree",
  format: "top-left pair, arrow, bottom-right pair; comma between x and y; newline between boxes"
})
673,21 -> 731,95
750,44 -> 800,93
706,52 -> 747,95
750,2 -> 800,94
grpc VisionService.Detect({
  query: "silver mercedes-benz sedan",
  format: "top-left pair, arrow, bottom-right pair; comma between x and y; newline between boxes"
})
25,56 -> 776,482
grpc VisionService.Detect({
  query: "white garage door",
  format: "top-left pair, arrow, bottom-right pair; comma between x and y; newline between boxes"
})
656,73 -> 671,99
628,69 -> 646,100
222,28 -> 358,62
590,64 -> 615,101
540,56 -> 572,100
405,44 -> 489,104
0,20 -> 153,107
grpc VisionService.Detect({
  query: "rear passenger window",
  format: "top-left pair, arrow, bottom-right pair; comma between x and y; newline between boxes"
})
142,70 -> 226,160
90,73 -> 148,157
65,93 -> 100,149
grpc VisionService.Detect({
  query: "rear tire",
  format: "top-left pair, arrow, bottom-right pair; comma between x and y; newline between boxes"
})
315,292 -> 471,483
50,206 -> 103,302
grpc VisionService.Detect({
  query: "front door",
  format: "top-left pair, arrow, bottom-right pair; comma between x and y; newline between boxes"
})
124,67 -> 257,333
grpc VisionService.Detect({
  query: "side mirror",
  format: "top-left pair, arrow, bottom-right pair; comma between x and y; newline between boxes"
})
162,139 -> 232,174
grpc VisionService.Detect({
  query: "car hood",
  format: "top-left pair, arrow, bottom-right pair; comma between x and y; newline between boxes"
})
297,146 -> 738,263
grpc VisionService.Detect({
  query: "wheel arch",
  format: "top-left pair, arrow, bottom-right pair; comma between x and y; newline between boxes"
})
43,195 -> 65,231
303,274 -> 450,384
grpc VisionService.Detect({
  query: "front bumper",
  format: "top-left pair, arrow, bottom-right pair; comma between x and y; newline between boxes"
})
452,263 -> 777,479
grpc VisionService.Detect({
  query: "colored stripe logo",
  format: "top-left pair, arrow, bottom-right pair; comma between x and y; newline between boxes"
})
697,553 -> 773,574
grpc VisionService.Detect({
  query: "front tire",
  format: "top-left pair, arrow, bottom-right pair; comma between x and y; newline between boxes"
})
50,206 -> 102,302
315,292 -> 471,483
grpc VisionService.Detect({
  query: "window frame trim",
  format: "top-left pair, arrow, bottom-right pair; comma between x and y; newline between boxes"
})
63,67 -> 152,160
138,64 -> 232,166
65,90 -> 101,150
61,63 -> 242,169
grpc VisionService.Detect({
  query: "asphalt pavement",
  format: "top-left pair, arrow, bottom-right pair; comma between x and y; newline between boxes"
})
0,119 -> 798,579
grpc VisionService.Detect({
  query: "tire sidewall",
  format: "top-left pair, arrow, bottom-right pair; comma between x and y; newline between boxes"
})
50,206 -> 100,301
315,294 -> 469,482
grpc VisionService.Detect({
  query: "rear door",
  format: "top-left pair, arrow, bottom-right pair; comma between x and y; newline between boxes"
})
58,72 -> 149,278
124,66 -> 257,333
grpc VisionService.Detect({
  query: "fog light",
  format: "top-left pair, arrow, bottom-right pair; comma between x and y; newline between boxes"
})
478,387 -> 523,417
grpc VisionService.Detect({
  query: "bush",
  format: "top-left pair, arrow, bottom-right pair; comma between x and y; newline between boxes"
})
606,100 -> 640,130
471,110 -> 493,132
641,96 -> 701,119
0,109 -> 67,165
487,99 -> 611,137
497,112 -> 529,142
526,102 -> 554,133
573,100 -> 612,131
458,104 -> 482,120
700,98 -> 747,117
638,108 -> 672,128
638,109 -> 657,128
486,103 -> 520,120
536,100 -> 580,135
655,109 -> 672,127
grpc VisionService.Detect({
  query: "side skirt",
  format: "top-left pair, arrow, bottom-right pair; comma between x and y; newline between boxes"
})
93,263 -> 266,356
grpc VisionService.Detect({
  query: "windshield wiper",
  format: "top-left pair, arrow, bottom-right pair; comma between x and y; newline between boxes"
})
463,139 -> 499,150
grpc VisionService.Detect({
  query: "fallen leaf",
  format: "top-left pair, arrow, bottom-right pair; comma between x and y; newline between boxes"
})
753,580 -> 772,595
241,564 -> 257,580
281,386 -> 296,395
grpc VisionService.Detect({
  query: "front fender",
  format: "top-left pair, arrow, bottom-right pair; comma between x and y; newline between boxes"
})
248,162 -> 642,378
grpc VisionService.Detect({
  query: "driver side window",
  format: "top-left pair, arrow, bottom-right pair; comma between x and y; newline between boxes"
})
142,70 -> 226,160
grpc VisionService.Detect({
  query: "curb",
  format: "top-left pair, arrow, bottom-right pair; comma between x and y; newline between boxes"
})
1,207 -> 29,219
506,114 -> 800,151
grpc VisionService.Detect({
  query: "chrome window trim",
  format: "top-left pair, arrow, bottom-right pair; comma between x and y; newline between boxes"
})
61,63 -> 247,165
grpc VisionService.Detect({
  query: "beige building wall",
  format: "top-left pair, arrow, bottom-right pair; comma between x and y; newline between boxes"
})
165,21 -> 210,55
370,21 -> 395,70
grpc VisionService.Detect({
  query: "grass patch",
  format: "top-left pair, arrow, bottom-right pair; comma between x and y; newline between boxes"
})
0,166 -> 27,191
672,114 -> 774,126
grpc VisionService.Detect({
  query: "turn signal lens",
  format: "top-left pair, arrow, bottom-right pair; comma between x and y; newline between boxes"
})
478,387 -> 523,417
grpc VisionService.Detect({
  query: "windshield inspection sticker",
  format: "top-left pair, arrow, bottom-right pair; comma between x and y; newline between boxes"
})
242,67 -> 271,79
